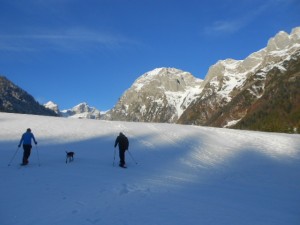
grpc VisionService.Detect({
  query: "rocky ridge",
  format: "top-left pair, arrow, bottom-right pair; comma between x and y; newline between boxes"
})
0,76 -> 58,116
178,27 -> 300,132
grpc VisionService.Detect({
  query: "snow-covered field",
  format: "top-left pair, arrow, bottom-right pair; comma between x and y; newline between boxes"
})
0,112 -> 300,225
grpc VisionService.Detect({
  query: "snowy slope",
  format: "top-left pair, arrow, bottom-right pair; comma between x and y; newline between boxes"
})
0,112 -> 300,225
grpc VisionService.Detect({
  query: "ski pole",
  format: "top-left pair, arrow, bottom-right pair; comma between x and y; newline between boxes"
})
35,145 -> 41,166
8,147 -> 20,166
127,150 -> 138,165
113,147 -> 116,166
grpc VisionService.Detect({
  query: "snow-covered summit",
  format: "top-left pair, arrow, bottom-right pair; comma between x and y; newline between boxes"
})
133,67 -> 203,92
61,102 -> 102,119
44,101 -> 102,119
44,101 -> 60,114
106,67 -> 203,122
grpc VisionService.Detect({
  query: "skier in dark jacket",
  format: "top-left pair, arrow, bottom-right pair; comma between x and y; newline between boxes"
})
114,132 -> 129,168
18,128 -> 37,165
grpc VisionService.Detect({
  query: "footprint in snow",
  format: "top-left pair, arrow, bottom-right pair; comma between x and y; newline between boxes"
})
118,183 -> 151,196
119,183 -> 129,195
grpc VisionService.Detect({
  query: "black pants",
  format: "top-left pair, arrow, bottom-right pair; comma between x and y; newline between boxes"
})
119,149 -> 126,166
23,144 -> 32,164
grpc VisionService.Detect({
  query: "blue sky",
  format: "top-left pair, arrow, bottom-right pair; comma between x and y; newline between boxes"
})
0,0 -> 299,111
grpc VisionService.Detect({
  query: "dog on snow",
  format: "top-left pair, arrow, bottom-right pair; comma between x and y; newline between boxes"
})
65,151 -> 75,163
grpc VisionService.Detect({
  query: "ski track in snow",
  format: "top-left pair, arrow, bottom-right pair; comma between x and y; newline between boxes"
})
0,112 -> 300,225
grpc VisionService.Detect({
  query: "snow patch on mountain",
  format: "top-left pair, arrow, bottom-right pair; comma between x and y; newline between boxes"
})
44,101 -> 60,114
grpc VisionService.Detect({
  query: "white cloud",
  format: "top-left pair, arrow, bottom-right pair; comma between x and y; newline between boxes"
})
204,20 -> 242,35
0,28 -> 138,53
203,0 -> 295,36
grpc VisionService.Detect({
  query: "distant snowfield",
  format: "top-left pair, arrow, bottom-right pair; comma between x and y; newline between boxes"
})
0,112 -> 299,225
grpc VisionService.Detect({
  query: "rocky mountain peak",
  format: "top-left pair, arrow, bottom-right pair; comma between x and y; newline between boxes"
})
201,27 -> 300,100
266,28 -> 300,52
106,67 -> 203,123
291,27 -> 300,40
60,102 -> 101,119
72,102 -> 91,113
44,101 -> 60,114
133,67 -> 202,92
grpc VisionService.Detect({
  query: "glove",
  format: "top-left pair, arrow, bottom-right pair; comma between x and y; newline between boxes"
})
35,142 -> 38,145
18,145 -> 21,148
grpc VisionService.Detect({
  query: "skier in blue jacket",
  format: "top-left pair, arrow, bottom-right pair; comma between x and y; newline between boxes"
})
18,128 -> 37,165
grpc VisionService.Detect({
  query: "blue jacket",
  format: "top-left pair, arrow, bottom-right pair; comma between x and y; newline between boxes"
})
19,131 -> 37,146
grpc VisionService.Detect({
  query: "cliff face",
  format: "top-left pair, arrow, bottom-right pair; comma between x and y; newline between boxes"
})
232,52 -> 300,133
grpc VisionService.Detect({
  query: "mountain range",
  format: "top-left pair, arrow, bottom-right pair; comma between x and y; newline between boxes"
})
179,27 -> 300,133
104,27 -> 300,133
44,101 -> 102,119
1,27 -> 299,133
